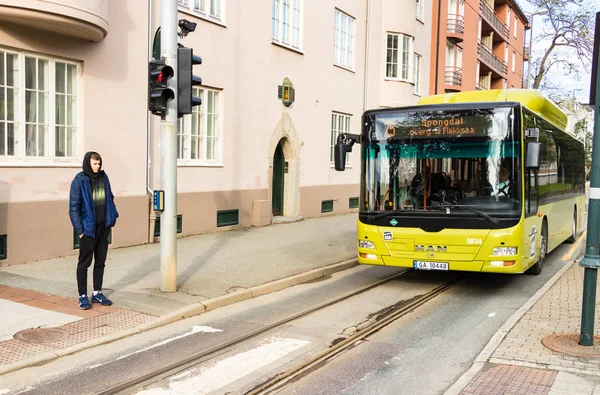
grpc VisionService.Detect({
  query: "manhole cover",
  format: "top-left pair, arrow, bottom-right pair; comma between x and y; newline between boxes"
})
14,328 -> 67,344
542,333 -> 600,358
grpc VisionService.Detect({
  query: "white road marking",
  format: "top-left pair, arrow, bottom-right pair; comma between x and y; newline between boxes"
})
488,312 -> 496,318
89,326 -> 223,369
136,337 -> 310,395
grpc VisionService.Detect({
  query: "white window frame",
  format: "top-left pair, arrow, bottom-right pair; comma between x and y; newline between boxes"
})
512,50 -> 516,73
333,9 -> 355,70
413,53 -> 422,95
416,0 -> 425,22
385,33 -> 414,82
177,87 -> 222,166
0,48 -> 81,166
177,0 -> 225,25
330,112 -> 351,165
514,17 -> 517,38
271,0 -> 302,51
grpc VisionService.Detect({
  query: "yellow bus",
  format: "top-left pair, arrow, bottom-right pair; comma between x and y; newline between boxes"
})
335,89 -> 586,274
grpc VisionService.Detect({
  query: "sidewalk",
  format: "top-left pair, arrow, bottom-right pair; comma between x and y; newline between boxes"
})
0,213 -> 358,374
448,234 -> 600,395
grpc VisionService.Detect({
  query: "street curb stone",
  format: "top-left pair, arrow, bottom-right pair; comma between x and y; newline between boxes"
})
0,258 -> 358,376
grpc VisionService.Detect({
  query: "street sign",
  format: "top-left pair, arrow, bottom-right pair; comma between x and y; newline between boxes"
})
153,190 -> 165,211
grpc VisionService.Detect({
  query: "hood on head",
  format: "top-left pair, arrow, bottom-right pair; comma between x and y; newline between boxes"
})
82,151 -> 102,178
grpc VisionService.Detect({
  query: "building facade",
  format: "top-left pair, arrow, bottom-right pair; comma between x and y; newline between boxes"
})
0,0 -> 431,265
429,0 -> 528,95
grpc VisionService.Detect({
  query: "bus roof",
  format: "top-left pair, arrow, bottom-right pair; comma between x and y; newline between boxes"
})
418,89 -> 568,131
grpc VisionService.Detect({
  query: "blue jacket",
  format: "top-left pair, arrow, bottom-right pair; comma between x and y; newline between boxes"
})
69,172 -> 118,237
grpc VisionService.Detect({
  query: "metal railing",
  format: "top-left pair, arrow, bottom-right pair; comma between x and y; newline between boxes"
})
476,83 -> 489,91
447,14 -> 465,36
479,0 -> 509,39
523,46 -> 530,60
445,66 -> 462,86
477,42 -> 508,75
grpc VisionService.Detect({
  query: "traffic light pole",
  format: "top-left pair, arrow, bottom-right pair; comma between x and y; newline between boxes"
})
579,11 -> 600,346
160,0 -> 178,292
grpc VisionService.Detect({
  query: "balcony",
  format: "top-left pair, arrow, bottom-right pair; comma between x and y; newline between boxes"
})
447,14 -> 464,43
0,0 -> 108,42
445,66 -> 462,92
476,83 -> 489,91
479,0 -> 509,41
523,46 -> 530,61
477,42 -> 508,76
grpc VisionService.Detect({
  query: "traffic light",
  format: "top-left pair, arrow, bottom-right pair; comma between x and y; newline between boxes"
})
177,47 -> 203,115
148,58 -> 175,117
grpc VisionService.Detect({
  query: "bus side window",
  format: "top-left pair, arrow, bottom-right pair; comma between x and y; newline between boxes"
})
527,169 -> 539,215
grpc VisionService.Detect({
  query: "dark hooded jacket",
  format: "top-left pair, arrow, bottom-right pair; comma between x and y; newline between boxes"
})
69,151 -> 118,237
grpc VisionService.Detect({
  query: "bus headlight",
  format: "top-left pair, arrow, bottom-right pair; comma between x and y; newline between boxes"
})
359,240 -> 375,249
492,247 -> 518,256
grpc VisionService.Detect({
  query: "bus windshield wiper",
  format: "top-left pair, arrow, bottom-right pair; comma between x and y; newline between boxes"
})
441,204 -> 499,224
369,211 -> 402,220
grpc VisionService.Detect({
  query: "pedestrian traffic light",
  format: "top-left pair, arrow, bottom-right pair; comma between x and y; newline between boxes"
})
177,47 -> 202,115
148,58 -> 175,117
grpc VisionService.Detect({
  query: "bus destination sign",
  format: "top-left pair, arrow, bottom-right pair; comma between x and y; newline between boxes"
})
378,112 -> 496,140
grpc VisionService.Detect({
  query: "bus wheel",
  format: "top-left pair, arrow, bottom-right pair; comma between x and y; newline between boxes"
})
567,207 -> 577,243
528,222 -> 547,275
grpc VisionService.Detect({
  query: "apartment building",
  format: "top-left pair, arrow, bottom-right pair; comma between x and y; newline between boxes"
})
429,0 -> 528,94
0,0 -> 431,265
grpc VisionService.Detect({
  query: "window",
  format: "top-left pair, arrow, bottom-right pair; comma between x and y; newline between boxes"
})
512,51 -> 516,72
334,9 -> 355,69
0,49 -> 79,162
386,33 -> 413,80
272,0 -> 301,50
177,0 -> 223,22
331,112 -> 351,163
413,54 -> 422,94
177,88 -> 221,163
514,17 -> 517,38
416,0 -> 425,21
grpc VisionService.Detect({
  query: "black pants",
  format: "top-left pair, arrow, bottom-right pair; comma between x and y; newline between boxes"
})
76,227 -> 110,296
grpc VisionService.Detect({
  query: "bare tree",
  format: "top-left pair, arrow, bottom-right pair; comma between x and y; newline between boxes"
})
529,0 -> 596,90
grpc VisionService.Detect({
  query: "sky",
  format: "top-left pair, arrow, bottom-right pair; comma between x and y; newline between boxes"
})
520,1 -> 599,104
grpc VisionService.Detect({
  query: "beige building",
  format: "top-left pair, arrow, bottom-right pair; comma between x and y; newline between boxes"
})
0,0 -> 431,265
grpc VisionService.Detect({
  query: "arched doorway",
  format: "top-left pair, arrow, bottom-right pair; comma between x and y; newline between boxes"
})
272,141 -> 285,216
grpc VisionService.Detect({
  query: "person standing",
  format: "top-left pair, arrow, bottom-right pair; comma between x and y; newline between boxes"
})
69,151 -> 118,309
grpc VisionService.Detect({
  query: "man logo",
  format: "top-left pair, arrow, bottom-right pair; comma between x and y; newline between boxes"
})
415,245 -> 447,253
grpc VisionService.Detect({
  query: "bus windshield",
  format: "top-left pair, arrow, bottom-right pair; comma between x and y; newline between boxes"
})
360,107 -> 521,226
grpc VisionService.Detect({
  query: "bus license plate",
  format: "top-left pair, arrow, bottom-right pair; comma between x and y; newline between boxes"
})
413,261 -> 449,271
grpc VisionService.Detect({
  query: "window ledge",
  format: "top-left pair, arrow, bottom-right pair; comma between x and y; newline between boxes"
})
384,78 -> 415,86
177,161 -> 224,167
0,159 -> 81,168
334,63 -> 355,73
271,40 -> 304,55
177,8 -> 226,28
330,163 -> 353,169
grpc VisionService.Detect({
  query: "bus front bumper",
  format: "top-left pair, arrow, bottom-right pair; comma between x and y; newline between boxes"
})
358,254 -> 526,274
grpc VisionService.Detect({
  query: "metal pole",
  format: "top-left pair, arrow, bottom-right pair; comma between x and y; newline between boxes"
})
579,31 -> 600,345
160,0 -> 178,292
527,17 -> 533,88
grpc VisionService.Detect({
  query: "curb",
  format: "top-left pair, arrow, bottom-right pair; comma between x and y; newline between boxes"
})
0,258 -> 358,376
443,242 -> 584,395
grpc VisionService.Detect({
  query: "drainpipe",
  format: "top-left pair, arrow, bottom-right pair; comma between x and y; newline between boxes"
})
363,0 -> 370,112
434,0 -> 442,94
147,0 -> 157,243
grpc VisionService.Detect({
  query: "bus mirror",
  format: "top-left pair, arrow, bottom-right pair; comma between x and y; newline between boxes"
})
335,142 -> 347,171
526,142 -> 541,168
